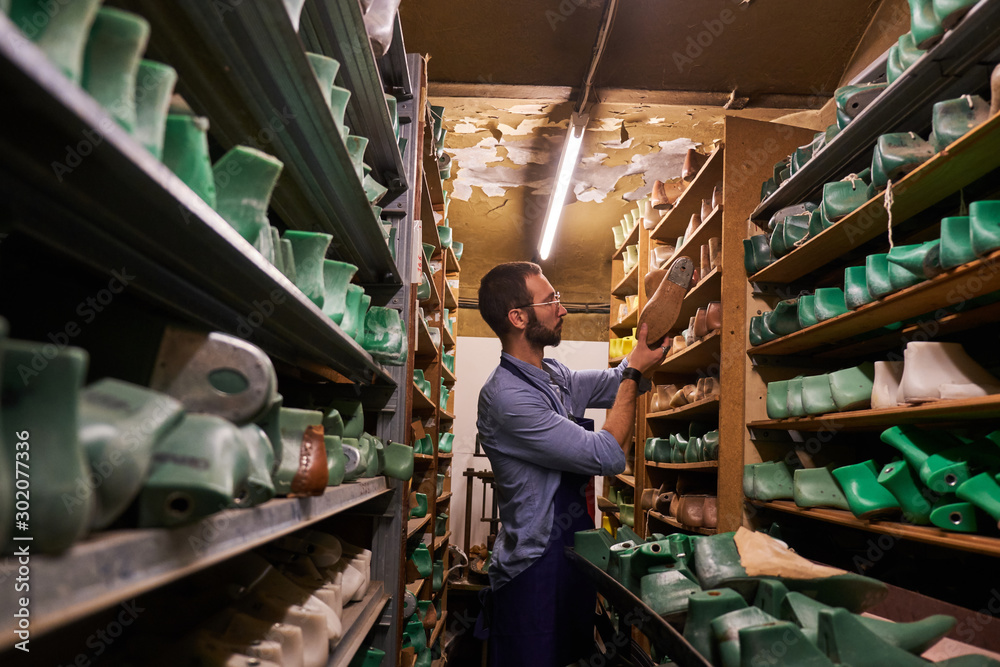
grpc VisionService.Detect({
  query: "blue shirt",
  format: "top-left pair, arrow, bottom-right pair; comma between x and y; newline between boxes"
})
476,352 -> 627,589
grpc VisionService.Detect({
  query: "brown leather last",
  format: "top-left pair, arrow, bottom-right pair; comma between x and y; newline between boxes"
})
290,424 -> 329,497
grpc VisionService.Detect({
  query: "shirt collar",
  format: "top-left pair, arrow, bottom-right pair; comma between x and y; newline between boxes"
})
500,351 -> 552,382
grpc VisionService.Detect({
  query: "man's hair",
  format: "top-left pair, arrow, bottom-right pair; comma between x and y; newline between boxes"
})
478,261 -> 542,338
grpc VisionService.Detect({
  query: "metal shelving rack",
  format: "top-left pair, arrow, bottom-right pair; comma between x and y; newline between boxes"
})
0,2 -> 423,662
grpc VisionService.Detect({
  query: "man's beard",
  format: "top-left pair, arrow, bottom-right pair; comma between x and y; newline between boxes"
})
525,309 -> 562,347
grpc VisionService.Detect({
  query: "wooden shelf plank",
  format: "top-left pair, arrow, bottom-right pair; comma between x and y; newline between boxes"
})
0,479 -> 389,647
437,492 -> 453,503
443,280 -> 458,310
646,461 -> 719,470
442,323 -> 456,348
749,500 -> 1000,558
440,409 -> 456,421
651,148 -> 724,242
748,248 -> 1000,356
405,579 -> 425,597
647,396 -> 720,421
407,514 -> 431,539
441,363 -> 457,384
433,531 -> 451,551
611,306 -> 639,334
658,330 -> 721,374
647,510 -> 718,535
328,582 -> 391,667
676,267 -> 721,328
616,474 -> 636,487
749,394 -> 1000,431
412,383 -> 436,412
613,220 -> 642,260
429,611 -> 448,646
415,317 -> 439,362
612,263 -> 640,298
445,247 -> 461,273
749,112 -> 1000,285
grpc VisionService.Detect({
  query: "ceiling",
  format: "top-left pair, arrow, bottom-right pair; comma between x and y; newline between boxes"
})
400,0 -> 885,103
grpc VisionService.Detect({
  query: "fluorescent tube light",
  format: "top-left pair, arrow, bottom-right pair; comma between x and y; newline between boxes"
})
538,112 -> 588,260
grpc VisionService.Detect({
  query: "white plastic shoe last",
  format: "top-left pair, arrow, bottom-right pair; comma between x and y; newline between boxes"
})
871,360 -> 904,409
898,341 -> 1000,404
216,611 -> 306,667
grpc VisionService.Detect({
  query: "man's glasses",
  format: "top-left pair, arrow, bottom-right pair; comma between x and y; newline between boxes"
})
514,292 -> 561,309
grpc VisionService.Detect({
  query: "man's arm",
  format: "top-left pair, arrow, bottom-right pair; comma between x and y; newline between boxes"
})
600,323 -> 666,447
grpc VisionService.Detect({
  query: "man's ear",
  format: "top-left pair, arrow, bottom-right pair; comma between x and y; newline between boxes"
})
507,308 -> 527,332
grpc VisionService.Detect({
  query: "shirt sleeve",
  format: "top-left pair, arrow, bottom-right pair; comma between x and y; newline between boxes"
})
561,357 -> 627,411
487,381 -> 625,476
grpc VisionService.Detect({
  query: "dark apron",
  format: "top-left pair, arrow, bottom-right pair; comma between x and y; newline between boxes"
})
479,358 -> 599,666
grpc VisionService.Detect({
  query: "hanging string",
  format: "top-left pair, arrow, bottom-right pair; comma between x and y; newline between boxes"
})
959,187 -> 968,216
884,179 -> 895,250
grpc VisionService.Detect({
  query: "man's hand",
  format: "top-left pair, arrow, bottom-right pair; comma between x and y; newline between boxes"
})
627,323 -> 668,378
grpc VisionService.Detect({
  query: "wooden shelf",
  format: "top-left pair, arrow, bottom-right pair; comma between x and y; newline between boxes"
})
647,396 -> 720,421
429,610 -> 448,646
749,500 -> 1000,558
616,474 -> 636,487
436,452 -> 453,460
443,279 -> 459,310
420,263 -> 442,309
407,514 -> 432,539
749,111 -> 1000,286
445,247 -> 461,273
676,267 -> 721,328
442,323 -> 456,348
328,582 -> 391,667
597,495 -> 618,511
440,409 -> 456,421
612,263 -> 640,298
416,317 -> 440,362
414,453 -> 434,465
647,510 -> 718,535
749,394 -> 1000,432
658,330 -> 721,374
421,178 -> 443,252
613,220 -> 642,260
0,479 -> 389,647
412,383 -> 436,412
667,206 -> 722,270
748,248 -> 1000,356
437,492 -> 453,503
651,147 -> 724,241
611,306 -> 639,334
405,579 -> 425,597
441,363 -> 457,384
646,461 -> 719,470
433,531 -> 452,551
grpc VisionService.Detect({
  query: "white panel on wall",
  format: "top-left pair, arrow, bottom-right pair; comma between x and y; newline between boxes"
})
451,335 -> 612,556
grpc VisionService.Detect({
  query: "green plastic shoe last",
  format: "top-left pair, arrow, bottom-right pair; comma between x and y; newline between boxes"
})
807,208 -> 829,238
574,528 -> 616,570
929,501 -> 980,532
306,51 -> 351,135
831,460 -> 900,519
9,0 -> 102,82
865,252 -> 894,299
743,235 -> 775,275
270,408 -> 324,495
844,265 -> 873,309
702,430 -> 720,461
452,241 -> 464,261
752,579 -> 790,619
820,176 -> 874,223
871,132 -> 934,191
887,240 -> 937,290
345,135 -> 369,180
283,230 -> 333,308
321,259 -> 359,325
801,374 -> 836,415
341,437 -> 364,481
647,437 -> 668,463
2,341 -> 91,553
711,606 -> 779,667
340,285 -> 370,342
279,237 -> 297,282
322,433 -> 346,486
640,569 -> 701,617
684,437 -> 703,463
930,95 -> 989,152
358,432 -> 381,478
619,502 -> 635,527
768,222 -> 789,258
80,379 -> 185,529
409,542 -> 432,578
347,646 -> 385,667
759,312 -> 781,343
792,294 -> 816,328
239,424 -> 277,504
435,513 -> 449,536
81,7 -> 149,131
790,144 -> 814,176
766,299 -> 800,336
410,492 -> 427,518
886,42 -> 905,84
939,216 -> 976,269
794,466 -> 850,510
670,433 -> 688,464
751,461 -> 795,500
363,306 -> 406,364
934,0 -> 978,26
402,615 -> 427,651
765,380 -> 791,419
138,413 -> 251,527
956,472 -> 1000,527
436,473 -> 445,497
970,200 -> 1000,256
813,287 -> 849,321
786,377 -> 806,417
783,212 -> 812,249
438,225 -> 453,249
748,316 -> 766,346
835,83 -> 889,130
162,114 -> 217,208
413,434 -> 432,455
327,399 -> 364,439
432,560 -> 443,591
694,533 -> 750,592
384,441 -> 414,481
133,60 -> 177,160
741,621 -> 836,666
879,425 -> 966,493
438,432 -> 454,453
829,362 -> 875,411
416,273 -> 431,301
329,86 -> 351,138
213,146 -> 284,264
683,589 -> 747,663
909,0 -> 945,48
760,177 -> 778,201
898,31 -> 924,69
363,174 -> 388,205
877,459 -> 933,524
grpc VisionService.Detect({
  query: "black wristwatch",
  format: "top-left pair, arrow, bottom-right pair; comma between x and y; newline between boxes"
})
620,366 -> 651,394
